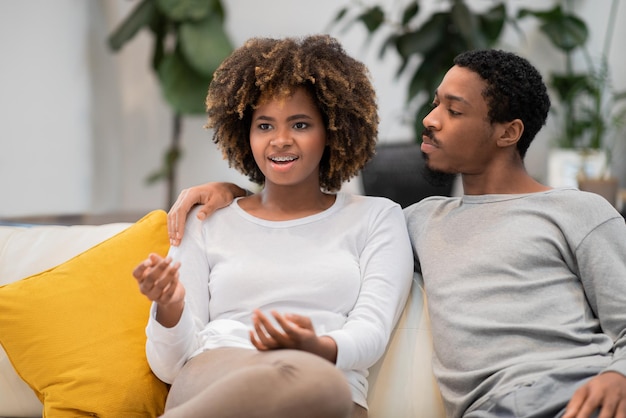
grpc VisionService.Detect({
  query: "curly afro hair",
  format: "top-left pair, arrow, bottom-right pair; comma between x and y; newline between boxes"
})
453,49 -> 551,159
205,34 -> 379,192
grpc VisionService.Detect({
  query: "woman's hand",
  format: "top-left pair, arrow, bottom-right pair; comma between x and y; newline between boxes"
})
168,182 -> 246,246
250,310 -> 338,363
132,253 -> 184,327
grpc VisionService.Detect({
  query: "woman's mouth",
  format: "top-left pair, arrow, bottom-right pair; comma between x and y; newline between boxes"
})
268,155 -> 299,171
269,155 -> 298,164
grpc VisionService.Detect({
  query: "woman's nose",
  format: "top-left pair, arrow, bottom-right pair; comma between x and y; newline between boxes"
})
270,127 -> 293,147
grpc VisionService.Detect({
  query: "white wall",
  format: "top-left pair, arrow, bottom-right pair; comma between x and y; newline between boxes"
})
1,0 -> 624,217
0,1 -> 92,216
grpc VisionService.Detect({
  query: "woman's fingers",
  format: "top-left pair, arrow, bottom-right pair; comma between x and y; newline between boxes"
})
251,310 -> 289,348
133,255 -> 180,303
249,310 -> 317,352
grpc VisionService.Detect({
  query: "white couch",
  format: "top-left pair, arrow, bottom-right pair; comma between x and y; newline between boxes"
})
0,220 -> 445,418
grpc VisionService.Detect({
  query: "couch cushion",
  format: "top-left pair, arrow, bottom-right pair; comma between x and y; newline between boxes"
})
0,222 -> 132,286
367,275 -> 445,418
0,210 -> 170,417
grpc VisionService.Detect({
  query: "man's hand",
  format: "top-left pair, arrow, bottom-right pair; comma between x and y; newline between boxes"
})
249,310 -> 338,363
563,371 -> 626,418
167,182 -> 246,246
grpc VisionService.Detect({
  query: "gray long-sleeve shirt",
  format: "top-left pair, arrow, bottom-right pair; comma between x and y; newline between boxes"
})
404,188 -> 626,418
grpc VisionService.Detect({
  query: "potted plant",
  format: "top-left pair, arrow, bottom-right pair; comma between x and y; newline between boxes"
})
518,0 -> 626,205
331,0 -> 508,204
108,0 -> 233,207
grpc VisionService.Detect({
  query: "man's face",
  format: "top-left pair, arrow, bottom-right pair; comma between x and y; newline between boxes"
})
421,65 -> 500,179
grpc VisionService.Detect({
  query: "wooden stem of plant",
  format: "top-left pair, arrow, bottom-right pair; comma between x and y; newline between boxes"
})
167,113 -> 182,209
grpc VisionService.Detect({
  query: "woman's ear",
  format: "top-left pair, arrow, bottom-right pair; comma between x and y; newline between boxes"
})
496,119 -> 524,148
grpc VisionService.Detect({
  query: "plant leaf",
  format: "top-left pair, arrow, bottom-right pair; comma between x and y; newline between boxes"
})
148,13 -> 168,72
478,3 -> 507,45
209,0 -> 226,22
613,90 -> 626,102
378,33 -> 398,60
157,50 -> 213,115
326,7 -> 361,34
179,12 -> 233,76
331,7 -> 348,24
156,0 -> 211,21
451,0 -> 485,49
518,5 -> 587,52
401,1 -> 419,26
145,145 -> 183,185
517,5 -> 562,21
408,51 -> 449,101
551,73 -> 594,101
146,168 -> 166,184
395,12 -> 448,58
407,67 -> 427,102
540,16 -> 587,52
108,0 -> 155,51
357,6 -> 385,33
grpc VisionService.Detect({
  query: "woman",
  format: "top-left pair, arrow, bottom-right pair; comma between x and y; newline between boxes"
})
133,35 -> 413,418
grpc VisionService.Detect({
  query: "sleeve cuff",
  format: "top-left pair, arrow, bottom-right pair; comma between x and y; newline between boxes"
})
146,301 -> 194,343
325,330 -> 356,370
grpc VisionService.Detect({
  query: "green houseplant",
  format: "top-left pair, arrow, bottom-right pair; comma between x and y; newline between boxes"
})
330,0 -> 508,205
517,0 -> 626,203
108,0 -> 233,207
332,0 -> 508,138
335,0 -> 624,206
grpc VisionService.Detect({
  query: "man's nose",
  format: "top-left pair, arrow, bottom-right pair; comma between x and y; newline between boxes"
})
423,107 -> 440,130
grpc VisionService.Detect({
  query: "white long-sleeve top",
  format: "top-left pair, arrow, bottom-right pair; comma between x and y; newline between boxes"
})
145,192 -> 414,408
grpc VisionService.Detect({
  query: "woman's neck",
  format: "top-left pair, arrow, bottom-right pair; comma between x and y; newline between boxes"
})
238,185 -> 336,221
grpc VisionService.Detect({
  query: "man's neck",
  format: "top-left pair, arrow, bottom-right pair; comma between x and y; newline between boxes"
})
461,168 -> 551,195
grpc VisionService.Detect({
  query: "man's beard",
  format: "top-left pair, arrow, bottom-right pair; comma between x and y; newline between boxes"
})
421,152 -> 457,188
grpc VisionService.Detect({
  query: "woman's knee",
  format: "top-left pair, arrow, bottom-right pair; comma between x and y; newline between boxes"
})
266,350 -> 353,417
165,348 -> 353,417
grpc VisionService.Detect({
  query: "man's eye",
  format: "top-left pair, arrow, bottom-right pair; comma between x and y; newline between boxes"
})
430,101 -> 438,109
448,109 -> 461,116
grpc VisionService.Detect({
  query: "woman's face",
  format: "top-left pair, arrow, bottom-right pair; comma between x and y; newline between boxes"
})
249,87 -> 327,189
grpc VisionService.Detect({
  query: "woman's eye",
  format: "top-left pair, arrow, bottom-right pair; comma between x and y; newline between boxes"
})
293,122 -> 308,129
259,123 -> 271,130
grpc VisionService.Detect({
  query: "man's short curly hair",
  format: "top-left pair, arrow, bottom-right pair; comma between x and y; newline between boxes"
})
453,49 -> 551,159
205,34 -> 379,192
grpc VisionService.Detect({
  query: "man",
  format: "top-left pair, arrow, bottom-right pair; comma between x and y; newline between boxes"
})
166,49 -> 626,417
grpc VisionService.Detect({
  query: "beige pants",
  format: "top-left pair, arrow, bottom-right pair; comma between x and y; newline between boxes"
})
162,347 -> 362,418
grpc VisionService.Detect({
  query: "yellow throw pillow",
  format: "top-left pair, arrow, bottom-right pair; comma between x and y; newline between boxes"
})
0,210 -> 170,417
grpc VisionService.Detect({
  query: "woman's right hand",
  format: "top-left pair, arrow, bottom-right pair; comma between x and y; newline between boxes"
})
168,182 -> 246,246
133,253 -> 185,327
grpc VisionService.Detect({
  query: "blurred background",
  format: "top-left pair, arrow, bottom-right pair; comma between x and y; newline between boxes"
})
1,0 -> 624,220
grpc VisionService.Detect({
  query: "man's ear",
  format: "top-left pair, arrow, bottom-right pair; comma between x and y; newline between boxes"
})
496,119 -> 524,148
